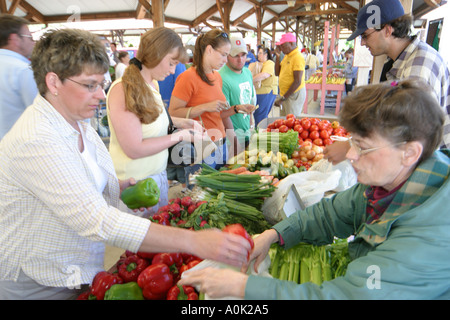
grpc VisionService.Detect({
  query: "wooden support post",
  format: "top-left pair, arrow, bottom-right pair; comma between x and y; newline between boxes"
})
151,0 -> 165,27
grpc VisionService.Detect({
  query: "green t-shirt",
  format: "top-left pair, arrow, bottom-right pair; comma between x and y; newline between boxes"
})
219,65 -> 256,144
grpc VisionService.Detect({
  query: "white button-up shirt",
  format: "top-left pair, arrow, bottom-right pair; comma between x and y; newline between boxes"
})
0,95 -> 150,287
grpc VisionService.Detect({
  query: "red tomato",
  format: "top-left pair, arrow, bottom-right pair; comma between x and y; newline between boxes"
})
323,138 -> 333,146
309,130 -> 320,140
318,120 -> 331,130
267,124 -> 275,130
333,128 -> 345,136
273,119 -> 284,128
300,130 -> 309,139
278,125 -> 289,133
300,118 -> 311,130
310,124 -> 319,132
293,124 -> 303,134
294,119 -> 301,126
310,118 -> 320,126
285,118 -> 295,128
286,114 -> 295,119
319,130 -> 330,139
222,224 -> 254,259
297,137 -> 304,144
313,138 -> 323,146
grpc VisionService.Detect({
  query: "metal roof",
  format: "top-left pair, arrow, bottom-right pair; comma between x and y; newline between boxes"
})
2,0 -> 445,41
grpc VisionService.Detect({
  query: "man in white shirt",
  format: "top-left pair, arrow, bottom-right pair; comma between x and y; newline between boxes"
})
0,14 -> 38,140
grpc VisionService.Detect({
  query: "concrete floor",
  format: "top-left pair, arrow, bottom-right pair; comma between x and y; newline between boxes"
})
103,90 -> 341,271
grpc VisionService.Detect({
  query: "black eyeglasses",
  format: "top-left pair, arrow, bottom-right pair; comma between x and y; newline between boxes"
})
360,29 -> 377,41
66,78 -> 111,92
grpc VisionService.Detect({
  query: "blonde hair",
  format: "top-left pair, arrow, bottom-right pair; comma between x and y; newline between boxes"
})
121,27 -> 188,124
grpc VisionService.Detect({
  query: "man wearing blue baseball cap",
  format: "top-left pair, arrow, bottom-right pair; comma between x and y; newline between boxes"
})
324,0 -> 450,164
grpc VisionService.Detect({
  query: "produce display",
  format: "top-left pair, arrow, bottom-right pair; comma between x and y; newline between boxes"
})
78,222 -> 258,300
77,250 -> 203,300
195,164 -> 276,210
78,114 -> 353,300
248,129 -> 299,157
305,69 -> 346,84
269,239 -> 351,285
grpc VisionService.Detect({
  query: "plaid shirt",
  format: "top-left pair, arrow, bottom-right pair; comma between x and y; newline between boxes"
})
0,95 -> 150,287
387,36 -> 450,149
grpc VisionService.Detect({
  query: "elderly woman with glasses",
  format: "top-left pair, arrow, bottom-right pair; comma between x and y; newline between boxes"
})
180,79 -> 450,300
0,29 -> 252,300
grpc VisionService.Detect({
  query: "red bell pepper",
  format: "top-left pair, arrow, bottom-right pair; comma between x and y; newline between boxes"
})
136,251 -> 157,261
137,263 -> 173,300
118,254 -> 150,283
167,284 -> 198,300
152,252 -> 175,267
89,271 -> 123,300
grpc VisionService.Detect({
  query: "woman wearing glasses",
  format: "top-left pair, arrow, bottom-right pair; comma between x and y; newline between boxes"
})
0,29 -> 252,300
169,29 -> 236,174
180,79 -> 450,300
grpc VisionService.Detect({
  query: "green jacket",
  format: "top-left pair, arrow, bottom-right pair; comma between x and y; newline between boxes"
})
245,150 -> 450,299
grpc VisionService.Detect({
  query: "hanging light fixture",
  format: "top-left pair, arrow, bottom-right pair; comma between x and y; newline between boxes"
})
287,1 -> 296,7
304,3 -> 312,11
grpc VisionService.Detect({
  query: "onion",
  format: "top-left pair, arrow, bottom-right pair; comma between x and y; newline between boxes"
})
313,154 -> 324,162
312,145 -> 323,154
302,141 -> 313,151
306,150 -> 316,160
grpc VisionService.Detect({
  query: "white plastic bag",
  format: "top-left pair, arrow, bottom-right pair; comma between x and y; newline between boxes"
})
310,159 -> 358,192
181,255 -> 272,300
261,170 -> 342,224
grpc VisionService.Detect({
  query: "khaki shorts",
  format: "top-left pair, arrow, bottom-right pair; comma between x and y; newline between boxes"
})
279,87 -> 306,117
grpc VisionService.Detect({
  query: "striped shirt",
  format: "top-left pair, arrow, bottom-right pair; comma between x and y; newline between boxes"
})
0,95 -> 150,287
387,36 -> 450,149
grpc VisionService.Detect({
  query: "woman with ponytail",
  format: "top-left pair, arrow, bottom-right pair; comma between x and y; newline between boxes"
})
106,27 -> 203,217
169,29 -> 236,174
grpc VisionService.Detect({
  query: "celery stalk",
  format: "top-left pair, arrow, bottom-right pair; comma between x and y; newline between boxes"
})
270,247 -> 282,278
311,247 -> 323,286
292,248 -> 301,284
321,247 -> 332,282
287,249 -> 296,282
300,257 -> 311,284
279,263 -> 289,281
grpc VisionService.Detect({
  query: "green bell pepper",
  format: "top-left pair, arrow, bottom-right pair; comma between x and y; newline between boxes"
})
121,178 -> 160,210
104,282 -> 145,300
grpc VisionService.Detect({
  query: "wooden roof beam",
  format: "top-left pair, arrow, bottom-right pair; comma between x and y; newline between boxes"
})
0,0 -> 7,13
7,0 -> 21,14
191,4 -> 218,27
18,1 -> 45,23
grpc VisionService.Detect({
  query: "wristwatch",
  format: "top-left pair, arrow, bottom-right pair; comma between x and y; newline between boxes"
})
234,105 -> 239,113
